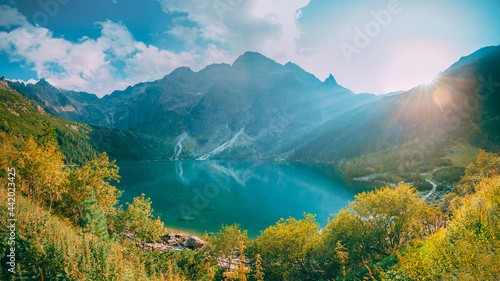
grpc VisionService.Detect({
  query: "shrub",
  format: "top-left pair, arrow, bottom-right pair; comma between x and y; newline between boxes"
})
318,183 -> 442,280
247,214 -> 320,280
387,175 -> 500,280
432,166 -> 466,184
112,194 -> 165,243
203,224 -> 247,273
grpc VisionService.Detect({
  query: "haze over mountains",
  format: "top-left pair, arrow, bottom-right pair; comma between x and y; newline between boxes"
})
4,46 -> 500,162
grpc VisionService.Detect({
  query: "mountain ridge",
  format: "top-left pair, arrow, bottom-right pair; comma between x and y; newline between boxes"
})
6,51 -> 383,161
4,46 -> 500,162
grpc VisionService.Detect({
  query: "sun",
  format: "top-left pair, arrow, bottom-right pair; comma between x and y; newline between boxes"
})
381,40 -> 459,94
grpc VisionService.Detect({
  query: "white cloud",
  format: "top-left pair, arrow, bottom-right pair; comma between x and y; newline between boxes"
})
126,42 -> 198,81
96,20 -> 136,57
0,23 -> 114,95
0,1 -> 313,96
8,78 -> 38,85
0,6 -> 231,97
0,5 -> 27,29
157,0 -> 311,63
166,25 -> 200,48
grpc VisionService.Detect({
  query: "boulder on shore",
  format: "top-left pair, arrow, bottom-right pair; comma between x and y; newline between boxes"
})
182,236 -> 205,249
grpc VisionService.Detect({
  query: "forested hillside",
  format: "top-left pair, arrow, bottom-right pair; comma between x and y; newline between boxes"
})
0,79 -> 97,165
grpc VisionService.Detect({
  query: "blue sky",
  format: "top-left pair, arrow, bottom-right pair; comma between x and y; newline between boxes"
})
0,0 -> 499,97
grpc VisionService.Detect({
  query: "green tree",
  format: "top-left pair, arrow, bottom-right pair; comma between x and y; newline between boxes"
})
432,166 -> 466,184
204,224 -> 248,273
82,190 -> 112,240
16,138 -> 66,211
247,214 -> 320,280
62,152 -> 121,223
37,124 -> 58,146
112,194 -> 165,243
319,183 -> 441,279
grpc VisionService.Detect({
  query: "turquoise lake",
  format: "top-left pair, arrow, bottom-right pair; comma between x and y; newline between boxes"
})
116,161 -> 369,237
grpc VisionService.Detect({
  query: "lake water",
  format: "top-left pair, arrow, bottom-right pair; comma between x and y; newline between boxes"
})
116,160 -> 369,237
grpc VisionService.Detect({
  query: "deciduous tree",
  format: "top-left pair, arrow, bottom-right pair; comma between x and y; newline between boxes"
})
248,214 -> 320,280
204,224 -> 248,273
63,152 -> 120,223
16,138 -> 66,211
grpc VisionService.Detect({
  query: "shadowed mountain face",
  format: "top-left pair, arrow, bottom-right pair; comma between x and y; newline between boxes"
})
8,52 -> 382,161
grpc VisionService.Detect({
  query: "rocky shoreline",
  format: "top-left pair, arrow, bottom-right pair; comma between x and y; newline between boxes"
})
125,232 -> 247,270
125,232 -> 206,251
353,173 -> 451,202
352,174 -> 397,187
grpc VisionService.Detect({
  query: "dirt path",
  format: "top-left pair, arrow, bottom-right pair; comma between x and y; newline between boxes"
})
422,179 -> 437,200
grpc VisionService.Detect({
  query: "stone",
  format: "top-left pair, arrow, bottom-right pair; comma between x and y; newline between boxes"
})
182,236 -> 205,250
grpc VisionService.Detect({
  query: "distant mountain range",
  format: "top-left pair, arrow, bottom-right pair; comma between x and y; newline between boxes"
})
3,46 -> 500,163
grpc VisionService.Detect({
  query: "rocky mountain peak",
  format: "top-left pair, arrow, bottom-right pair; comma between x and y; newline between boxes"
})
232,51 -> 281,70
36,79 -> 52,87
167,66 -> 195,78
324,74 -> 338,86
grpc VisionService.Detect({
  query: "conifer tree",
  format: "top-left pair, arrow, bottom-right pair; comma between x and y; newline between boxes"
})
82,190 -> 110,240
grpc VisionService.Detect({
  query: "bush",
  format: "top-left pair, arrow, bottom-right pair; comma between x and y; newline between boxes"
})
247,214 -> 320,281
203,224 -> 247,273
387,175 -> 500,280
375,173 -> 402,183
318,183 -> 442,280
407,173 -> 433,191
112,194 -> 165,243
432,166 -> 466,184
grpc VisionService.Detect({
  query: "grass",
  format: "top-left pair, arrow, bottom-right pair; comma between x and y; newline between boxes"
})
339,135 -> 481,189
445,142 -> 482,166
0,187 -> 208,280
